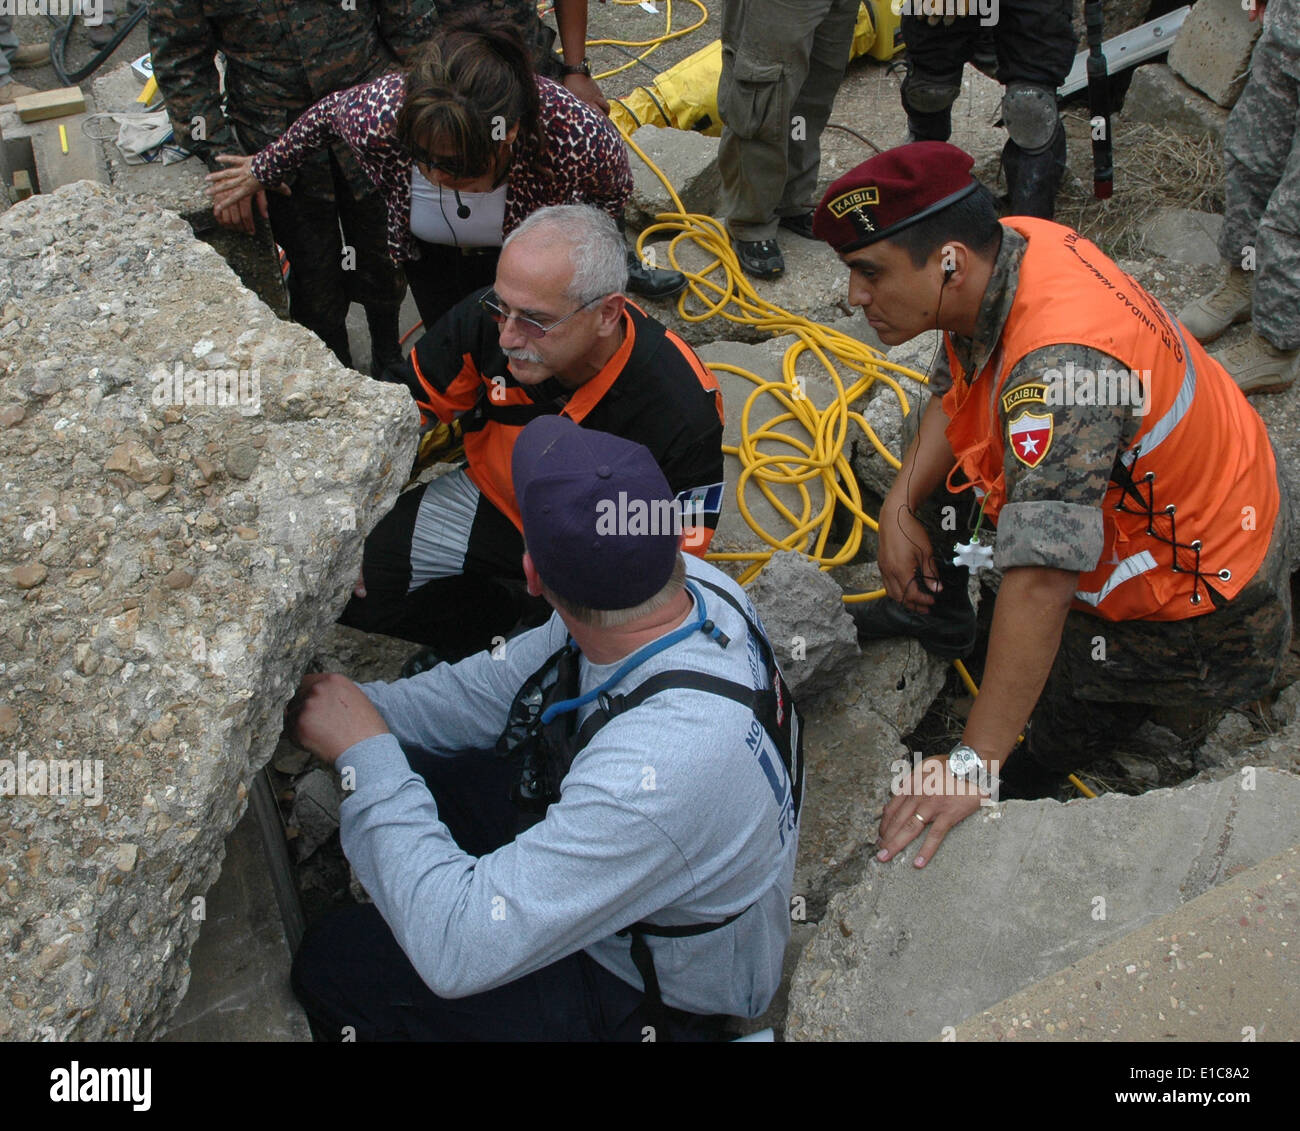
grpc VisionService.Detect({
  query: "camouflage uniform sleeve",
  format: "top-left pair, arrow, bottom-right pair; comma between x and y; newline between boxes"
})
147,0 -> 233,168
378,0 -> 439,62
926,339 -> 952,394
993,345 -> 1140,573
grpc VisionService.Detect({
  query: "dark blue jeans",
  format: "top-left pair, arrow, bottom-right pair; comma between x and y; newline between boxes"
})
290,751 -> 727,1041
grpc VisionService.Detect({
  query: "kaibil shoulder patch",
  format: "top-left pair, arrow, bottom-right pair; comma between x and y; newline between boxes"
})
1000,382 -> 1047,415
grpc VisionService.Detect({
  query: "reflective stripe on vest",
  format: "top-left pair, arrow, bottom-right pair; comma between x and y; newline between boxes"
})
1074,550 -> 1158,607
1119,324 -> 1197,470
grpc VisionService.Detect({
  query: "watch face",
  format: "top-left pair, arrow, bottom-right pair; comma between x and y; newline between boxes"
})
949,748 -> 982,779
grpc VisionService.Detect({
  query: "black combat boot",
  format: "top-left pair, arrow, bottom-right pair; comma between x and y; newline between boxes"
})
848,557 -> 976,660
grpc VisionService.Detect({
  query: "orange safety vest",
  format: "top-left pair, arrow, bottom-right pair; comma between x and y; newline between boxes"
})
941,217 -> 1278,622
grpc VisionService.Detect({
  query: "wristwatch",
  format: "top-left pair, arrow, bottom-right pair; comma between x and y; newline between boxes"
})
948,744 -> 995,793
560,57 -> 592,77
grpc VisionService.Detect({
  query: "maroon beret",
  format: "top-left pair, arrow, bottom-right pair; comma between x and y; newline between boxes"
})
813,142 -> 980,254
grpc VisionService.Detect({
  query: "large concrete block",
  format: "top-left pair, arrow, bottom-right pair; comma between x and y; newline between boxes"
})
1168,0 -> 1262,109
956,845 -> 1300,1040
785,769 -> 1300,1041
1122,63 -> 1231,145
0,182 -> 418,1039
624,124 -> 720,229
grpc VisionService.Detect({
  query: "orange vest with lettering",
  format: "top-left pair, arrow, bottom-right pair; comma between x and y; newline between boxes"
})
941,218 -> 1278,622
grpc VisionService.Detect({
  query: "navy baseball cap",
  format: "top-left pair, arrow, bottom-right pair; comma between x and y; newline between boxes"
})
511,416 -> 680,610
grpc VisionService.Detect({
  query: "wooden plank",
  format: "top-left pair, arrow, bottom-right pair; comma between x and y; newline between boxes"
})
14,87 -> 87,124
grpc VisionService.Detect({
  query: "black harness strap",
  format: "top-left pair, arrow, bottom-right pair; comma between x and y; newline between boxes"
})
582,580 -> 803,1040
616,906 -> 750,1042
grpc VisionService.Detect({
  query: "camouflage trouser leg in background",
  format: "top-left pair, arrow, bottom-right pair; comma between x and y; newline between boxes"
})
1217,0 -> 1300,350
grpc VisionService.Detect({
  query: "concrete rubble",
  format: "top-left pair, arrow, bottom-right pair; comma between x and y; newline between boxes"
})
746,551 -> 859,700
0,181 -> 417,1039
1122,63 -> 1231,145
624,124 -> 720,230
785,770 -> 1300,1042
1142,208 -> 1224,266
289,768 -> 344,863
1168,0 -> 1262,109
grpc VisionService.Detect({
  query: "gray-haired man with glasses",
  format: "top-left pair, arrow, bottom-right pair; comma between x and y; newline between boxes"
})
340,205 -> 726,670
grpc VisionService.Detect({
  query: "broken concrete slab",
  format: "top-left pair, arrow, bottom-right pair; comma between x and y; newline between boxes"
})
0,181 -> 418,1040
789,559 -> 951,923
747,551 -> 859,700
785,769 -> 1300,1042
1141,208 -> 1224,265
956,843 -> 1300,1040
1122,63 -> 1230,145
1168,0 -> 1262,109
624,124 -> 720,229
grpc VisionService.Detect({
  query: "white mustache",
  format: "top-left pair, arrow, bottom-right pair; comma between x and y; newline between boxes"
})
503,347 -> 545,364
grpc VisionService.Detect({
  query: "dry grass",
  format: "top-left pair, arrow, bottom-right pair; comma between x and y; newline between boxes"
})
1055,106 -> 1225,260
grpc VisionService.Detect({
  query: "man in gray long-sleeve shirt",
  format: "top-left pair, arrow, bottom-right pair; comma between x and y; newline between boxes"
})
285,416 -> 801,1040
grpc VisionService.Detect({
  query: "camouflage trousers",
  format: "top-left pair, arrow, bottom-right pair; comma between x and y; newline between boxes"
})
1025,459 -> 1294,772
1218,0 -> 1300,350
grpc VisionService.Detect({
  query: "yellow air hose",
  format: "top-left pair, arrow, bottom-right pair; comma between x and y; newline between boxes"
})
619,127 -> 919,598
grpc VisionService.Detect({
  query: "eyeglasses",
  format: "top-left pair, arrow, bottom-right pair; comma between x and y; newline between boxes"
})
407,142 -> 477,180
479,291 -> 602,339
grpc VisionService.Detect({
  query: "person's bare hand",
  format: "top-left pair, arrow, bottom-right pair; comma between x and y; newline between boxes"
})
206,153 -> 288,215
877,500 -> 941,613
214,189 -> 269,236
1247,0 -> 1266,22
877,756 -> 985,869
563,71 -> 609,115
284,672 -> 389,764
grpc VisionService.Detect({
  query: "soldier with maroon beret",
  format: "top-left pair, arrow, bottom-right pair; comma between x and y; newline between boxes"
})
815,143 -> 1292,868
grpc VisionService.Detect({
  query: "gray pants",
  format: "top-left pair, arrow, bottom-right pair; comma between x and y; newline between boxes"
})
1218,0 -> 1300,350
717,0 -> 859,242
